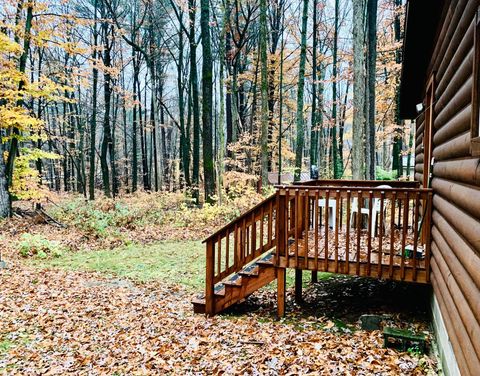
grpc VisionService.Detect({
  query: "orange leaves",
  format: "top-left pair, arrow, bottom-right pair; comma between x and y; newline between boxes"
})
0,255 -> 437,374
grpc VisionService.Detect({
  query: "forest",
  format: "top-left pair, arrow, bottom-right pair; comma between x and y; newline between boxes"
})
0,0 -> 410,213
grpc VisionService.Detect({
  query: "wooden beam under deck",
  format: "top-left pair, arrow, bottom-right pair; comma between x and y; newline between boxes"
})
277,256 -> 428,284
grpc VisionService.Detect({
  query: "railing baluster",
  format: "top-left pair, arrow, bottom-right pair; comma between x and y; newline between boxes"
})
413,192 -> 420,281
339,195 -> 343,231
260,206 -> 264,250
389,192 -> 396,279
285,189 -> 290,256
367,191 -> 373,276
335,190 -> 340,274
226,229 -> 230,269
276,191 -> 286,264
251,212 -> 256,256
378,191 -> 385,279
295,189 -> 299,267
242,217 -> 247,261
325,189 -> 330,271
268,199 -> 273,246
217,234 -> 221,276
401,192 -> 409,281
346,190 -> 351,274
246,223 -> 250,259
304,189 -> 309,264
356,190 -> 362,275
314,190 -> 319,270
425,192 -> 433,282
234,222 -> 239,267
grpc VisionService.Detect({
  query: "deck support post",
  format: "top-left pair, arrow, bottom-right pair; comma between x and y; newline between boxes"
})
277,267 -> 286,318
311,271 -> 318,283
295,269 -> 303,303
205,240 -> 215,317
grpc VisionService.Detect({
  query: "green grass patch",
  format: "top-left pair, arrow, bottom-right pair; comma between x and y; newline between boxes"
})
32,239 -> 332,293
285,269 -> 332,287
34,241 -> 205,290
0,340 -> 13,354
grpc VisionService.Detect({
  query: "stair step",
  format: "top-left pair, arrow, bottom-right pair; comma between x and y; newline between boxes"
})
256,252 -> 275,266
192,252 -> 278,315
223,274 -> 242,287
239,264 -> 260,277
215,284 -> 226,296
194,283 -> 225,301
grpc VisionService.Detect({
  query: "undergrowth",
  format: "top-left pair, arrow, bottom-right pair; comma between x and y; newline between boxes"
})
10,187 -> 267,255
48,188 -> 265,237
17,233 -> 67,259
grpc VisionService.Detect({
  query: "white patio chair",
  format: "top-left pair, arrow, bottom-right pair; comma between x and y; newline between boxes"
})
350,185 -> 391,234
318,198 -> 337,229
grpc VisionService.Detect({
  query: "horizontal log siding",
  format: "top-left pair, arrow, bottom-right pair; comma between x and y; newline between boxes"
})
418,1 -> 480,372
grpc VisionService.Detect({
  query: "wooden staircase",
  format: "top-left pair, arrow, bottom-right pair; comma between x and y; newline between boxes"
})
192,252 -> 277,314
192,194 -> 278,316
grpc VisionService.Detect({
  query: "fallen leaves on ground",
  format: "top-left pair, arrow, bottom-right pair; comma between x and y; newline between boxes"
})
0,263 -> 437,375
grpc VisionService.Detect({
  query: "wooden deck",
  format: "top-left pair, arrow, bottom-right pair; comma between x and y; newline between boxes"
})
195,180 -> 433,316
280,228 -> 428,282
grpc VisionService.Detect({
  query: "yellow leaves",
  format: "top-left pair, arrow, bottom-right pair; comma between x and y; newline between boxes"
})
0,106 -> 43,135
10,148 -> 60,202
0,33 -> 22,55
57,41 -> 89,56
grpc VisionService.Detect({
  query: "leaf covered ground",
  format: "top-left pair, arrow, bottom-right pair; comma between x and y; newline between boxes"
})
0,263 -> 437,375
0,192 -> 439,374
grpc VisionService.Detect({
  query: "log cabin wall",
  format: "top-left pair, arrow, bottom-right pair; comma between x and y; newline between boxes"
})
414,1 -> 480,374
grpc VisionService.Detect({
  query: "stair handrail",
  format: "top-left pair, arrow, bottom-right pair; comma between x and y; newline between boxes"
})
203,193 -> 276,244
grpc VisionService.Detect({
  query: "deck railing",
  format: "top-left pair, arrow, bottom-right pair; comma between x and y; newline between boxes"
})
203,194 -> 278,314
293,179 -> 420,189
275,185 -> 433,282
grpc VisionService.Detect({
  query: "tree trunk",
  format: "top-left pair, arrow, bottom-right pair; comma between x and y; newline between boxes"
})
200,0 -> 215,202
89,0 -> 98,200
366,0 -> 378,180
331,0 -> 342,178
100,21 -> 113,198
0,156 -> 9,218
5,2 -> 33,199
138,74 -> 150,190
294,0 -> 309,182
177,15 -> 190,187
189,0 -> 201,203
352,0 -> 366,180
259,0 -> 269,188
310,0 -> 318,169
317,63 -> 326,176
392,0 -> 403,178
149,16 -> 159,191
132,53 -> 139,192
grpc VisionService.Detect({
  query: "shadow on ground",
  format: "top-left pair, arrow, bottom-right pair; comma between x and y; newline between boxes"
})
223,274 -> 432,325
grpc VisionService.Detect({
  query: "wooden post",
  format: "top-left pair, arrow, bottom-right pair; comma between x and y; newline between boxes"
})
205,240 -> 215,316
276,191 -> 286,262
425,192 -> 433,282
297,190 -> 304,240
311,271 -> 318,283
295,269 -> 303,303
277,267 -> 286,318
